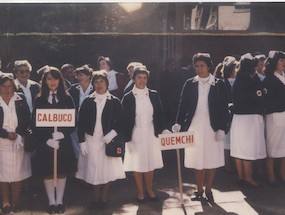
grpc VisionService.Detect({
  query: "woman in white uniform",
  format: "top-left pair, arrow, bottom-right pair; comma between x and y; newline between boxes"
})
173,53 -> 228,202
263,51 -> 285,185
0,73 -> 31,214
231,53 -> 266,187
122,65 -> 168,203
220,56 -> 238,172
76,70 -> 125,210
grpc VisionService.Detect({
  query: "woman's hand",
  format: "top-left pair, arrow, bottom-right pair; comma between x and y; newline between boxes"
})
79,142 -> 88,156
7,132 -> 17,141
102,130 -> 117,144
215,130 -> 225,142
172,124 -> 181,133
126,142 -> 134,153
13,135 -> 24,150
52,131 -> 64,140
46,139 -> 60,150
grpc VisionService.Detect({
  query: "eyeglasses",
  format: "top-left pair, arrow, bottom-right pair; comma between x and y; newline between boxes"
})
18,70 -> 30,74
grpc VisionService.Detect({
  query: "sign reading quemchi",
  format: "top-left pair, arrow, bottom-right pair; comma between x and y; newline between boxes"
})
36,109 -> 75,127
159,131 -> 195,151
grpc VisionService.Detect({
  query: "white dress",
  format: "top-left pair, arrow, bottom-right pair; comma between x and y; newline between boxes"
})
76,93 -> 125,185
184,76 -> 225,170
231,114 -> 266,160
0,95 -> 31,182
124,87 -> 163,172
265,72 -> 285,158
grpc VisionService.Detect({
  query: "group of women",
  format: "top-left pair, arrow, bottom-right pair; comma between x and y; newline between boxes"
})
0,50 -> 285,214
0,61 -> 167,214
214,51 -> 285,188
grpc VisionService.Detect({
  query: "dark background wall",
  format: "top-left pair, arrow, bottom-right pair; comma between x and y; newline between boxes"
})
1,2 -> 285,88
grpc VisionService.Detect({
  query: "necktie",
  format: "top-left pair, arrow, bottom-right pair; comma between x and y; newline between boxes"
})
52,93 -> 56,105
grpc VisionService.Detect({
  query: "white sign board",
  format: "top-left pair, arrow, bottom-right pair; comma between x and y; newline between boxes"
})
159,131 -> 195,151
36,109 -> 75,127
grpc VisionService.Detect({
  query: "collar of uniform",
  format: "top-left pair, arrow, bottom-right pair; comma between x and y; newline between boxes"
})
192,74 -> 215,86
14,92 -> 23,101
15,78 -> 32,89
89,91 -> 112,100
108,70 -> 118,76
132,85 -> 149,96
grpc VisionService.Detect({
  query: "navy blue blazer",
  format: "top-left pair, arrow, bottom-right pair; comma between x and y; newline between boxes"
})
122,89 -> 166,142
32,94 -> 76,176
77,94 -> 124,143
0,93 -> 30,138
232,73 -> 265,115
263,73 -> 285,114
68,83 -> 94,112
16,80 -> 40,104
176,77 -> 228,132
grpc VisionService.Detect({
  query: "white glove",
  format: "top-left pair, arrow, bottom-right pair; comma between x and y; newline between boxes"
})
52,131 -> 64,140
126,142 -> 134,153
102,129 -> 117,144
172,124 -> 181,133
13,135 -> 24,150
46,139 -> 60,150
79,142 -> 88,156
215,130 -> 225,142
162,129 -> 172,134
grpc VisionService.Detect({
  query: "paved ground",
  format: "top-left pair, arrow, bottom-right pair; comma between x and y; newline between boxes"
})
2,151 -> 285,215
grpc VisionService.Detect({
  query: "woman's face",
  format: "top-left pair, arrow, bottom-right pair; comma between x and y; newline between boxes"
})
76,72 -> 90,85
93,78 -> 108,95
134,73 -> 148,89
46,74 -> 59,92
0,79 -> 14,99
99,60 -> 110,72
15,65 -> 30,85
276,58 -> 285,72
195,60 -> 210,78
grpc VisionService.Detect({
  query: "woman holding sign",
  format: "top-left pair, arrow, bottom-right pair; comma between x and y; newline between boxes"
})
122,65 -> 169,203
32,66 -> 76,214
173,53 -> 228,202
0,73 -> 31,214
76,70 -> 125,210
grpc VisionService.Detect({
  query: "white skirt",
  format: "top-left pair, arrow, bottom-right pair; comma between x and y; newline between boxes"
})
184,117 -> 225,170
265,112 -> 285,158
230,114 -> 266,160
0,147 -> 31,182
124,124 -> 163,172
76,133 -> 126,185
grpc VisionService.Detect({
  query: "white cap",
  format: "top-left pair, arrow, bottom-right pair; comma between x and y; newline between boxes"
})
223,56 -> 237,67
255,54 -> 266,60
14,60 -> 32,71
240,53 -> 254,61
268,50 -> 278,59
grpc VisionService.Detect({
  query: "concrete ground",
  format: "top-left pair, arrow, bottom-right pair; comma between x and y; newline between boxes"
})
2,150 -> 285,215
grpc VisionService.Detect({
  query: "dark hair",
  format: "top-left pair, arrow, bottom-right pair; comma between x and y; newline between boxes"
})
236,57 -> 258,77
40,66 -> 68,100
60,64 -> 74,74
264,51 -> 285,74
91,70 -> 109,87
213,63 -> 223,78
192,53 -> 214,73
0,73 -> 17,91
132,65 -> 150,80
97,56 -> 113,70
221,56 -> 238,79
75,66 -> 92,77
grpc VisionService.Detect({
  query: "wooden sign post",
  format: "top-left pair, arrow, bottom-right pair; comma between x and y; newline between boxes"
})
36,109 -> 75,187
159,131 -> 195,213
